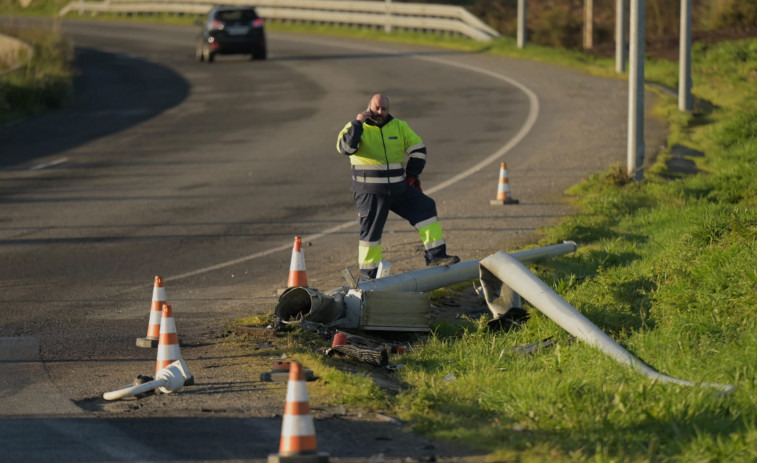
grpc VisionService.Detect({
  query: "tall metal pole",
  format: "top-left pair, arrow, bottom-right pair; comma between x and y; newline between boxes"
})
678,0 -> 693,111
583,0 -> 594,50
615,0 -> 627,73
627,0 -> 645,181
517,0 -> 527,49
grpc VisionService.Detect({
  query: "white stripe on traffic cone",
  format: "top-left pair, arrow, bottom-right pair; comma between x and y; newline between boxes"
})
155,303 -> 194,385
137,276 -> 166,348
268,362 -> 329,463
287,236 -> 308,287
490,162 -> 519,205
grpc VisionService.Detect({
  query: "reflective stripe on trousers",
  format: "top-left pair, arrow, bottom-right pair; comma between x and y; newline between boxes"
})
358,240 -> 382,271
353,185 -> 443,270
415,216 -> 444,250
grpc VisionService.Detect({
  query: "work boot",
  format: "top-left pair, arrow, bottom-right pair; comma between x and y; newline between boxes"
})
424,244 -> 460,267
425,244 -> 460,267
426,254 -> 461,267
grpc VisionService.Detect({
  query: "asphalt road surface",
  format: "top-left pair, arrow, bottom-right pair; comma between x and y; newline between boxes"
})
0,18 -> 667,462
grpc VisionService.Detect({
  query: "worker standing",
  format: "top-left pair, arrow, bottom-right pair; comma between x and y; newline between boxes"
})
336,93 -> 460,279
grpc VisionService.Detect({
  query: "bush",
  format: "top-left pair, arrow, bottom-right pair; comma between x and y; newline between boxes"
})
0,25 -> 73,123
708,0 -> 757,30
530,1 -> 583,49
464,0 -> 756,51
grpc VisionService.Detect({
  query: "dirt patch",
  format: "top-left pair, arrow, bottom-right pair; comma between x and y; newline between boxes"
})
71,294 -> 491,461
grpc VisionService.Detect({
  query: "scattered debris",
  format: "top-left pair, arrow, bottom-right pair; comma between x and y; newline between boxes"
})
326,344 -> 388,366
300,320 -> 330,336
132,374 -> 156,399
260,361 -> 315,382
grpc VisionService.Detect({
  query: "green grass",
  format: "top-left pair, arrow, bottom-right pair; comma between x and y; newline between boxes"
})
207,22 -> 755,463
0,23 -> 73,124
387,38 -> 757,461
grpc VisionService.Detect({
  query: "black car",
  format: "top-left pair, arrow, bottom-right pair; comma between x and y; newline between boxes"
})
196,6 -> 267,62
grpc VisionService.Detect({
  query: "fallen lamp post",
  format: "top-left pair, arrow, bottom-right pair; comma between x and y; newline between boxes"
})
275,240 -> 734,395
274,241 -> 578,331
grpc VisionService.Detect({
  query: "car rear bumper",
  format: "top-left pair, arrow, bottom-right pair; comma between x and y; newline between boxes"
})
209,32 -> 265,54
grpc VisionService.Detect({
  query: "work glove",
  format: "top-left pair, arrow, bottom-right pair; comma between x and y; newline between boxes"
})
405,176 -> 422,192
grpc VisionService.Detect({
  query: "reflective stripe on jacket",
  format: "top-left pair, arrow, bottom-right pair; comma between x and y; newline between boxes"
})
336,115 -> 427,194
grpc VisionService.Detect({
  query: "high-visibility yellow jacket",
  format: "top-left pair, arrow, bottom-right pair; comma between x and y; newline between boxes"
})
336,115 -> 427,194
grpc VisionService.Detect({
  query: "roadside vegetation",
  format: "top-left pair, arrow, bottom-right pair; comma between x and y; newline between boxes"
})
222,30 -> 757,461
3,0 -> 756,460
386,39 -> 757,462
0,22 -> 73,125
269,28 -> 757,463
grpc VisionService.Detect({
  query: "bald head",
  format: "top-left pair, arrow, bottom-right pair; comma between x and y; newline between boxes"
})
369,94 -> 390,110
367,94 -> 391,124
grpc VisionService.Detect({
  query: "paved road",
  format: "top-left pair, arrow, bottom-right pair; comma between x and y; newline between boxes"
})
0,18 -> 667,461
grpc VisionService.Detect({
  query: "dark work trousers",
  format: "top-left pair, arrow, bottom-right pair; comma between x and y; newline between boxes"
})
354,184 -> 437,248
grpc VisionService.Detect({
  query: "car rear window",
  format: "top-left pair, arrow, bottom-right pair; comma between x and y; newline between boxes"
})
215,9 -> 259,22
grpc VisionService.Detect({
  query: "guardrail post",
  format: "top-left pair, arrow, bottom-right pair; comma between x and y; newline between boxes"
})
678,0 -> 692,111
517,0 -> 527,48
627,0 -> 645,181
385,0 -> 392,34
615,0 -> 626,73
583,0 -> 593,50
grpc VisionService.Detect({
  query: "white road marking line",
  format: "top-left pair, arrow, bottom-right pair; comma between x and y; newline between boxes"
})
29,157 -> 69,171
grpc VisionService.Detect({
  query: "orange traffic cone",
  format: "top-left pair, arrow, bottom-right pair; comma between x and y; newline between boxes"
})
490,162 -> 519,205
137,276 -> 166,348
268,362 -> 329,463
286,236 -> 308,287
156,303 -> 194,385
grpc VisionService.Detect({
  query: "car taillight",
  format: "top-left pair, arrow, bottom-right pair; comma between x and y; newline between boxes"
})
252,18 -> 264,27
209,20 -> 224,30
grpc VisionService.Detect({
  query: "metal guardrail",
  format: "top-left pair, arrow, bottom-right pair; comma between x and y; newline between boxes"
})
58,0 -> 500,42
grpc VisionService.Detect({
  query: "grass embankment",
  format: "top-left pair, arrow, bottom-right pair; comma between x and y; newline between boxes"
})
282,35 -> 756,462
0,23 -> 73,125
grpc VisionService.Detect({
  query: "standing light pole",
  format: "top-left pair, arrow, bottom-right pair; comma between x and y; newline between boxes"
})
679,0 -> 693,111
517,0 -> 527,49
583,0 -> 594,50
616,0 -> 627,73
627,0 -> 645,181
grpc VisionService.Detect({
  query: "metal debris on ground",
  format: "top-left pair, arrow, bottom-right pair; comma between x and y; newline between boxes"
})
260,361 -> 316,382
299,320 -> 331,336
325,344 -> 388,366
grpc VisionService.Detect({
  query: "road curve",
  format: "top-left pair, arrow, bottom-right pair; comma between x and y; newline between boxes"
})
0,18 -> 667,461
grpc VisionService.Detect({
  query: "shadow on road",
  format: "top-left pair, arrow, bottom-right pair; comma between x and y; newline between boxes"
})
0,415 -> 468,461
0,47 -> 190,169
